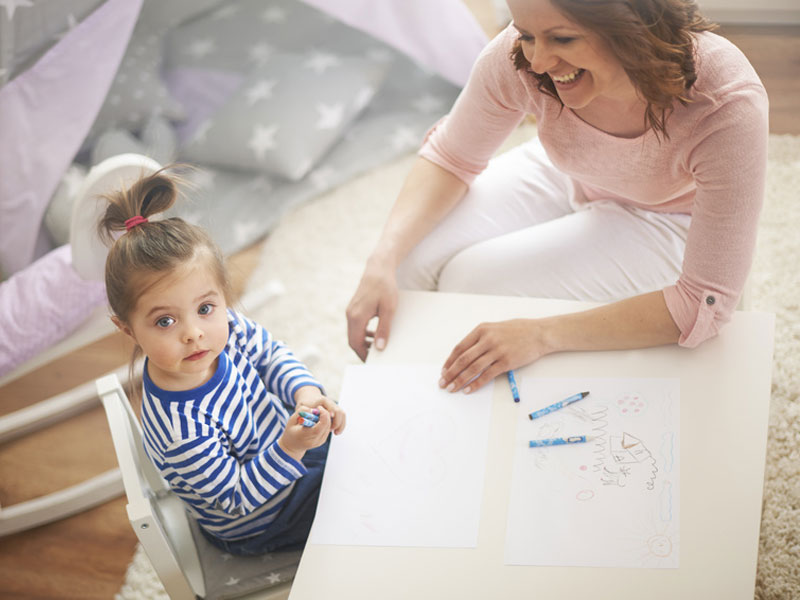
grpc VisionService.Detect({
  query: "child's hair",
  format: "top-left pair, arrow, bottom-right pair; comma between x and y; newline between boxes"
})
98,167 -> 232,374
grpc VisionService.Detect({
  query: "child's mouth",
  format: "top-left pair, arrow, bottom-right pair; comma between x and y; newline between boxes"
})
186,350 -> 209,361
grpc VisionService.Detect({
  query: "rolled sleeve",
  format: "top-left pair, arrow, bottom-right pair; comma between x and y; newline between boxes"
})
663,283 -> 730,348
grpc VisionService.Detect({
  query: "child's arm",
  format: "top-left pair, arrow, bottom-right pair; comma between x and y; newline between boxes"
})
229,310 -> 324,407
163,430 -> 310,518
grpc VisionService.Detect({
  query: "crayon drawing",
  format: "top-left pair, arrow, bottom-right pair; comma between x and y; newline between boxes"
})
310,364 -> 494,548
504,377 -> 680,568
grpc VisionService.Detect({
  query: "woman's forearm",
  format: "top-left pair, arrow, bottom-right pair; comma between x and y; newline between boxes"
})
441,290 -> 682,393
538,290 -> 681,355
369,156 -> 468,269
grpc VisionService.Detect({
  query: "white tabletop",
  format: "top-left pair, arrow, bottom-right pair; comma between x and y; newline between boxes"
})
289,291 -> 774,599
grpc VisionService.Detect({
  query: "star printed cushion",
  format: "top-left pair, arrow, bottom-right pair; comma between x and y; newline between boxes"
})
187,512 -> 301,599
83,0 -> 227,145
179,51 -> 388,181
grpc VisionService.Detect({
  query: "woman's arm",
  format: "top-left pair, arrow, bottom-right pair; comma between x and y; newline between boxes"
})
346,156 -> 468,360
439,290 -> 681,393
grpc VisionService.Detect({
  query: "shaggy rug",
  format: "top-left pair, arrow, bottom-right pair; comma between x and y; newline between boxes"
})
116,127 -> 799,599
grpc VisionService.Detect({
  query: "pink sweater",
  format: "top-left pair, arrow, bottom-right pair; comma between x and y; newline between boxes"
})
419,26 -> 769,347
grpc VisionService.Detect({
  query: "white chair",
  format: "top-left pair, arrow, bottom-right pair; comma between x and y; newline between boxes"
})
96,373 -> 300,600
0,154 -> 163,537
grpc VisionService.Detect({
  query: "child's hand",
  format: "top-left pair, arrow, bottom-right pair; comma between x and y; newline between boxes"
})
293,386 -> 347,435
278,405 -> 331,461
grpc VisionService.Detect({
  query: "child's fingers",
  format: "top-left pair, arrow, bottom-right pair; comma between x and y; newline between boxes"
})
330,408 -> 346,435
311,398 -> 345,433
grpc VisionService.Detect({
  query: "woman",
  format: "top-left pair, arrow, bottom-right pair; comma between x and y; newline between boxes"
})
346,0 -> 768,394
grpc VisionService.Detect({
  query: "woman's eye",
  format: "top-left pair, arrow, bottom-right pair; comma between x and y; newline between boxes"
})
517,33 -> 534,42
198,303 -> 214,316
156,316 -> 174,328
554,36 -> 575,44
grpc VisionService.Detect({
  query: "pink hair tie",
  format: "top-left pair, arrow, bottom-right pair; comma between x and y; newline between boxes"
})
124,215 -> 148,231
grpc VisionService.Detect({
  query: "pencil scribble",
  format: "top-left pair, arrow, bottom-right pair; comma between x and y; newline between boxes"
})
602,432 -> 658,490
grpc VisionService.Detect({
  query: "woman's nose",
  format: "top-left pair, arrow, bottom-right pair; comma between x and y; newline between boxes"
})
527,40 -> 557,75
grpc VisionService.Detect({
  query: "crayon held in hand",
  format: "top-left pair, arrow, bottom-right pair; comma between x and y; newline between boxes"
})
299,411 -> 319,422
298,416 -> 316,428
528,391 -> 590,420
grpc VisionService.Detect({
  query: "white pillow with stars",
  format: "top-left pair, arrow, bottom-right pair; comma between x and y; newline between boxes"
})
179,51 -> 388,181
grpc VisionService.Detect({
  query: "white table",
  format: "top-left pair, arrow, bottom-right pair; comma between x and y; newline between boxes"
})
289,290 -> 774,599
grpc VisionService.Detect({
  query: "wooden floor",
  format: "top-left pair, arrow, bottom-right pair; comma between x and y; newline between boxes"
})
0,9 -> 797,600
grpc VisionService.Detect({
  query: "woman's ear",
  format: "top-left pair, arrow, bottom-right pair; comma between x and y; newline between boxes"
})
111,316 -> 136,342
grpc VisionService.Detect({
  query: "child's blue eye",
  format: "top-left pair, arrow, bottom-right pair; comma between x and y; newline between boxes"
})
156,316 -> 174,328
198,303 -> 214,316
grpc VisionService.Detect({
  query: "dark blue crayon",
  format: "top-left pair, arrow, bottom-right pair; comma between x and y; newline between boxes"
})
507,370 -> 520,403
528,391 -> 590,420
529,435 -> 594,447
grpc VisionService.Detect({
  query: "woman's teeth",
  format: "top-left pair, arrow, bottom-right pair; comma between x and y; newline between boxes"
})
551,69 -> 584,84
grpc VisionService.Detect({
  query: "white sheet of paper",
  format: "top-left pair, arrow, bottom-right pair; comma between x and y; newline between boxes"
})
505,377 -> 680,568
310,364 -> 494,548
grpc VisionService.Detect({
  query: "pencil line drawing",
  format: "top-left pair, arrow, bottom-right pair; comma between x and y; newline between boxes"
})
659,480 -> 674,522
602,432 -> 658,491
660,431 -> 676,474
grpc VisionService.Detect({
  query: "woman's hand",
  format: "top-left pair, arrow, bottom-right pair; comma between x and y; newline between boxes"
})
346,256 -> 399,361
439,319 -> 552,394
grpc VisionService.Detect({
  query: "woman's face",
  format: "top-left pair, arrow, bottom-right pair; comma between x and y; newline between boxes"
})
507,0 -> 637,109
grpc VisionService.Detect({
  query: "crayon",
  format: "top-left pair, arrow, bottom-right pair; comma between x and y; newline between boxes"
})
529,435 -> 595,447
507,370 -> 520,403
528,391 -> 590,420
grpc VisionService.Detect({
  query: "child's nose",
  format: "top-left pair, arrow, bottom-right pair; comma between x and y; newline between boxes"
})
183,321 -> 204,343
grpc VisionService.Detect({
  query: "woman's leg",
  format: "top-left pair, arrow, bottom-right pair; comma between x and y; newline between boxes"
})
397,138 -> 579,290
438,200 -> 691,302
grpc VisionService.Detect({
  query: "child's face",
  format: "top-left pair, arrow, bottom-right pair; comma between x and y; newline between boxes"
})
117,255 -> 229,391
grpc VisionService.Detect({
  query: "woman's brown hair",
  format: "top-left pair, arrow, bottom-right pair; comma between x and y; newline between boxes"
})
98,167 -> 231,389
510,0 -> 717,140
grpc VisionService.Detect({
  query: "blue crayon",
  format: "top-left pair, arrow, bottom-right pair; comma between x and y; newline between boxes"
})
299,411 -> 319,422
529,435 -> 594,447
507,370 -> 520,403
298,417 -> 316,428
528,391 -> 590,420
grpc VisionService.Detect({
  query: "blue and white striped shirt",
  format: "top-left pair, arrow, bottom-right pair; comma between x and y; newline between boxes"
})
140,309 -> 323,540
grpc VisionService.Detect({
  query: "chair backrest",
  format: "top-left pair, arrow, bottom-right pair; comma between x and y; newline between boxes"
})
96,374 -> 206,600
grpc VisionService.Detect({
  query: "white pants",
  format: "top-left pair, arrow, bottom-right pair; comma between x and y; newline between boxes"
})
397,138 -> 691,303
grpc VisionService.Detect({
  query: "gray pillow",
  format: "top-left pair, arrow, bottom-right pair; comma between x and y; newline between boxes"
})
180,52 -> 388,181
85,23 -> 185,143
84,0 -> 225,144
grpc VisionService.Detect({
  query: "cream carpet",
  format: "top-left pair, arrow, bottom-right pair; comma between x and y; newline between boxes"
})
116,128 -> 799,599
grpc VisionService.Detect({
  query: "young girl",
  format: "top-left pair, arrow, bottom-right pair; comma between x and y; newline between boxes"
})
99,167 -> 346,555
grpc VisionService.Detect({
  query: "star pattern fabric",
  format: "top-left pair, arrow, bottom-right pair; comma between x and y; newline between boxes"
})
3,0 -> 467,273
161,0 -> 463,255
